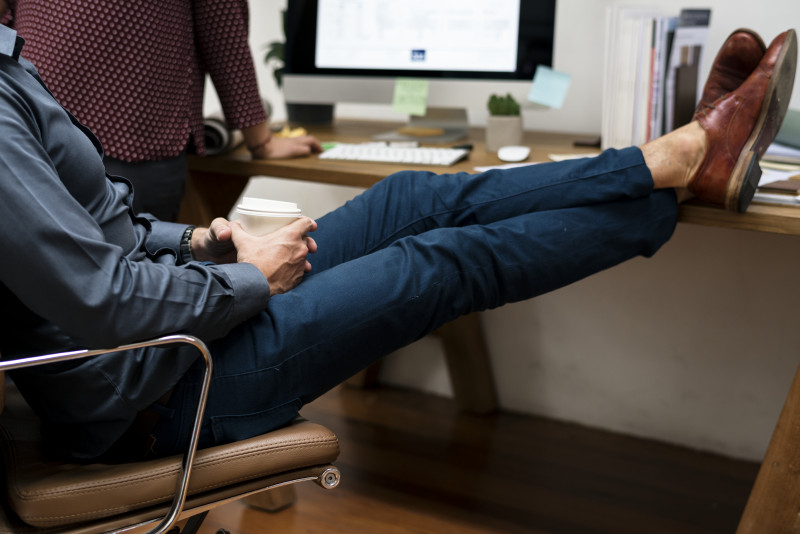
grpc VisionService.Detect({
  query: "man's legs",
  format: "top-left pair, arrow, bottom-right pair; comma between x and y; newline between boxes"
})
309,146 -> 676,273
306,112 -> 721,275
148,147 -> 678,455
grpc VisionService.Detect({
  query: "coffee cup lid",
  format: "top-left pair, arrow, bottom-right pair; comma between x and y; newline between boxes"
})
237,197 -> 301,214
236,208 -> 302,218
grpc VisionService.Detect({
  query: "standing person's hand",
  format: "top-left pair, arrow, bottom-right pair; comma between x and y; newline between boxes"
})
242,122 -> 322,159
255,135 -> 323,159
230,217 -> 318,295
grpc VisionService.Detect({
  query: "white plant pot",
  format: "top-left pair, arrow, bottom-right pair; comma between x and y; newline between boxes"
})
485,115 -> 523,153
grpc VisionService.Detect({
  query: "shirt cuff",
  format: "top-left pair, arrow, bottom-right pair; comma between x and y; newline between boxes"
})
216,262 -> 271,320
146,221 -> 189,256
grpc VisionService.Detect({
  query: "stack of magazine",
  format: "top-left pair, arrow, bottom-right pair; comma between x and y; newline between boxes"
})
602,7 -> 711,150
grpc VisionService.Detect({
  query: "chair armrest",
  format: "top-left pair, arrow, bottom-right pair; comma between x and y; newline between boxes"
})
0,334 -> 213,534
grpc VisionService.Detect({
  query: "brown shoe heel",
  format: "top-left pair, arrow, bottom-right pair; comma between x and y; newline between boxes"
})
731,151 -> 761,213
725,29 -> 798,212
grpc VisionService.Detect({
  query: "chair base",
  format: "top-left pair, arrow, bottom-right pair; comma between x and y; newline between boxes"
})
242,486 -> 297,512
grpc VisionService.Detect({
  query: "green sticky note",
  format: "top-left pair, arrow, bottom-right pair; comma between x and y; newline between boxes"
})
393,78 -> 429,116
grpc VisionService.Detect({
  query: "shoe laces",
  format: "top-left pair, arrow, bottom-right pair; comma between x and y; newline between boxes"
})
697,103 -> 716,118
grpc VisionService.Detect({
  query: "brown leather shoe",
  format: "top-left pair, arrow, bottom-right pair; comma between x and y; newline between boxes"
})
689,29 -> 798,212
694,29 -> 766,118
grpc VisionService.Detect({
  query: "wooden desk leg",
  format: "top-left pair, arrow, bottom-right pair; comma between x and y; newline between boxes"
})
346,315 -> 498,414
438,314 -> 498,414
737,360 -> 800,533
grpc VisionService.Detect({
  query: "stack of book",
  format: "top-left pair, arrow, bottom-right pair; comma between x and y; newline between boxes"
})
755,172 -> 800,205
602,7 -> 711,149
755,122 -> 800,205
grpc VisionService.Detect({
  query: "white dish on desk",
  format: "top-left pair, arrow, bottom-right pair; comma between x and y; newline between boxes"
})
497,145 -> 531,162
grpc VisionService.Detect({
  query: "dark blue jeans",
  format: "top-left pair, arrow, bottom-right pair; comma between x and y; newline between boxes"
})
150,146 -> 678,456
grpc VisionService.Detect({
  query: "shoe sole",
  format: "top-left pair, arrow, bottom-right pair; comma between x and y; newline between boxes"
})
724,29 -> 798,212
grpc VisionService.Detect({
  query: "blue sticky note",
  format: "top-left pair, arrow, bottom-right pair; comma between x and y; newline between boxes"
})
527,65 -> 571,109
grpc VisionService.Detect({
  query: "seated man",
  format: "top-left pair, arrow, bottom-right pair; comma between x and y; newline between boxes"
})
0,24 -> 796,461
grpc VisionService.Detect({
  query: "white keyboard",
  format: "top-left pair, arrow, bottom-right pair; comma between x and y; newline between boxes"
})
319,143 -> 469,166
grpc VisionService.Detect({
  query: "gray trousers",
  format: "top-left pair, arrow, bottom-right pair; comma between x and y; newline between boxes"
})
103,152 -> 187,222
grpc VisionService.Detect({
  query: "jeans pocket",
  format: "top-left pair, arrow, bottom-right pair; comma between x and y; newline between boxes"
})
209,397 -> 303,444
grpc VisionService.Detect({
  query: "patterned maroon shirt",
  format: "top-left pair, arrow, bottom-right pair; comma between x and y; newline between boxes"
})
4,0 -> 267,160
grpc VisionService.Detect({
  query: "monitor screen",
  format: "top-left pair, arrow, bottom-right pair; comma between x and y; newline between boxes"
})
285,0 -> 555,83
282,0 -> 556,138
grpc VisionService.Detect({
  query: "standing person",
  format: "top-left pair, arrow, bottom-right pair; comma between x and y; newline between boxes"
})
1,0 -> 321,221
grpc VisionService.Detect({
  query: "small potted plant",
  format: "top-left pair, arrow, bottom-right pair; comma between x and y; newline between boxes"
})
263,29 -> 286,90
485,93 -> 523,152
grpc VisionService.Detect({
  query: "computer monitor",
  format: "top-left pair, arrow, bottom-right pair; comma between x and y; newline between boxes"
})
282,0 -> 557,142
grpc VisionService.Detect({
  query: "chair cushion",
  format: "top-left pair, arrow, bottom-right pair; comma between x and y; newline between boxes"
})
0,390 -> 339,528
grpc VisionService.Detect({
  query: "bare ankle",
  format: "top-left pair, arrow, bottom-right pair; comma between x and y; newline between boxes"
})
680,122 -> 707,188
642,122 -> 706,190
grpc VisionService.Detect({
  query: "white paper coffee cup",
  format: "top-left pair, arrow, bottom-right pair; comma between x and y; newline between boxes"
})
235,197 -> 302,235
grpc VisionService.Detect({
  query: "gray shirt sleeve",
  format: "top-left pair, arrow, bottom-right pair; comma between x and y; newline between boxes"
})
0,53 -> 270,348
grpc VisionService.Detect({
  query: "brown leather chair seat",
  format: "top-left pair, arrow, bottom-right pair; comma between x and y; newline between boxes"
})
0,335 -> 340,534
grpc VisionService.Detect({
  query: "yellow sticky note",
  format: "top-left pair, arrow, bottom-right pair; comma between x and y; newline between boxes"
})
393,78 -> 429,116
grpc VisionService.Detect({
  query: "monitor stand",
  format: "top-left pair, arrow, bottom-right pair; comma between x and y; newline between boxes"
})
372,107 -> 468,144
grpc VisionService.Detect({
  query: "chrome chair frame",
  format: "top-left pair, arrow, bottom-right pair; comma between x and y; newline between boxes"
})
0,334 -> 212,534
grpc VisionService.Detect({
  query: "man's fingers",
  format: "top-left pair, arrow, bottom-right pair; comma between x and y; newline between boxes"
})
228,220 -> 250,243
296,215 -> 317,230
306,235 -> 318,254
285,216 -> 317,235
209,217 -> 232,241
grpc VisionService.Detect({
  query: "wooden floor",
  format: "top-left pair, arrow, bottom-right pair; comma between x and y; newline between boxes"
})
202,385 -> 760,534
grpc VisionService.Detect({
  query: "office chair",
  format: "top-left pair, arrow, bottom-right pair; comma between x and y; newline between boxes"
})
0,334 -> 341,534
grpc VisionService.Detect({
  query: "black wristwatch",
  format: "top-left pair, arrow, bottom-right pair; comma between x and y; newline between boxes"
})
180,225 -> 196,264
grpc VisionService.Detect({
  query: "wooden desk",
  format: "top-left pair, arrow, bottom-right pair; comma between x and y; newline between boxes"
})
184,121 -> 592,223
183,119 -> 800,415
185,119 -> 800,236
